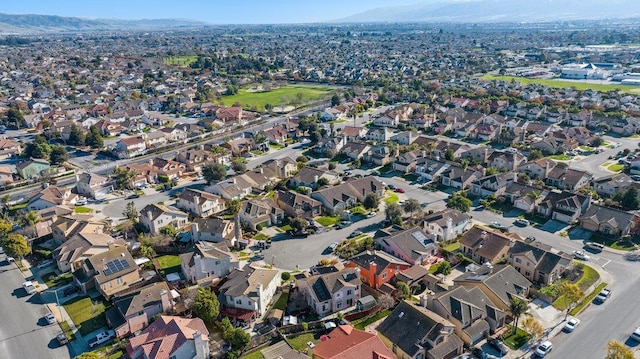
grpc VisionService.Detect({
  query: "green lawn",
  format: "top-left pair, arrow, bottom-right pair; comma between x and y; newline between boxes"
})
316,216 -> 340,227
156,255 -> 181,275
74,206 -> 93,214
241,351 -> 265,359
221,84 -> 334,111
254,233 -> 268,241
42,272 -> 73,288
349,205 -> 369,216
384,191 -> 399,205
442,242 -> 461,252
287,332 -> 322,352
273,292 -> 289,311
352,309 -> 391,330
482,74 -> 640,93
63,296 -> 110,336
548,154 -> 571,161
607,163 -> 625,172
269,143 -> 285,150
501,325 -> 530,350
571,282 -> 608,316
59,321 -> 76,342
553,265 -> 600,310
163,55 -> 199,67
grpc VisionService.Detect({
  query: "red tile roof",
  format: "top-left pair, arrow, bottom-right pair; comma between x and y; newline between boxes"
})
126,315 -> 209,359
313,325 -> 396,359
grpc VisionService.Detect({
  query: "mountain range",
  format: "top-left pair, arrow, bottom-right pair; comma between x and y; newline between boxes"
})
0,13 -> 209,33
337,0 -> 640,23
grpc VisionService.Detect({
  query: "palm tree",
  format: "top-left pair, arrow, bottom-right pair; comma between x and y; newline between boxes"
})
509,297 -> 529,335
423,141 -> 436,159
227,199 -> 242,249
526,191 -> 542,203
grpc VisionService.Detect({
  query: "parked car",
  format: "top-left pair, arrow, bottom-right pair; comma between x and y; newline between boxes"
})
585,242 -> 605,252
388,184 -> 396,190
514,218 -> 529,227
572,250 -> 590,261
127,193 -> 140,199
366,212 -> 376,218
489,221 -> 505,230
348,230 -> 363,238
5,256 -> 15,263
22,281 -> 36,295
75,197 -> 87,206
56,332 -> 69,346
525,236 -> 536,242
489,339 -> 509,355
328,242 -> 339,252
395,187 -> 405,193
36,259 -> 53,270
563,318 -> 580,333
631,175 -> 640,182
88,330 -> 115,348
44,312 -> 56,325
471,347 -> 486,359
631,327 -> 640,341
250,254 -> 265,261
534,340 -> 553,357
595,288 -> 611,303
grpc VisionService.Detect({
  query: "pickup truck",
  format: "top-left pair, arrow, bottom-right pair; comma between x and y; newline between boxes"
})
88,330 -> 115,348
595,288 -> 612,303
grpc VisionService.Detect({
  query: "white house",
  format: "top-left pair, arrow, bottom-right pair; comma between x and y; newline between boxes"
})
219,266 -> 280,322
138,204 -> 189,235
75,173 -> 113,199
176,188 -> 225,217
180,241 -> 239,284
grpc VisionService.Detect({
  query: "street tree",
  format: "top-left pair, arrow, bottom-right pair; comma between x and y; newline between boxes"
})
622,186 -> 640,210
202,163 -> 227,183
558,282 -> 584,320
49,145 -> 68,165
590,136 -> 605,147
363,193 -> 379,209
606,340 -> 634,359
193,287 -> 220,326
521,316 -> 544,342
446,193 -> 472,212
123,202 -> 138,223
403,199 -> 421,216
2,233 -> 30,259
290,217 -> 308,233
509,297 -> 529,335
385,203 -> 403,226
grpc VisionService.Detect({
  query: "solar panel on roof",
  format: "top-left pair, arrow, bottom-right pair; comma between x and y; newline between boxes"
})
103,258 -> 131,276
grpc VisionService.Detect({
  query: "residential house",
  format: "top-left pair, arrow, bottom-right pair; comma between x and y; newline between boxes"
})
191,217 -> 236,246
240,198 -> 285,231
107,282 -> 175,338
428,286 -> 506,346
580,204 -> 637,237
222,137 -> 256,156
487,152 -> 526,172
454,264 -> 531,312
312,176 -> 384,214
375,226 -> 440,266
75,173 -> 113,199
176,148 -> 225,173
340,141 -> 370,160
340,126 -> 367,141
126,315 -> 210,359
27,185 -> 76,210
313,324 -> 397,359
143,131 -> 169,148
160,126 -> 188,142
138,204 -> 189,235
536,191 -> 591,224
261,157 -> 298,180
180,241 -> 239,284
95,119 -> 126,137
16,158 -> 51,179
216,106 -> 244,125
0,138 -> 22,159
0,166 -> 13,186
422,208 -> 472,242
345,250 -> 410,289
51,215 -> 107,244
262,126 -> 288,144
377,300 -> 463,359
296,267 -> 362,317
365,145 -> 395,166
218,266 -> 280,323
275,190 -> 322,219
72,246 -> 142,299
176,188 -> 225,217
458,226 -> 513,265
415,159 -> 449,183
206,176 -> 253,200
391,131 -> 419,146
440,166 -> 483,190
366,128 -> 393,142
518,158 -> 556,180
503,182 -> 549,212
393,150 -> 425,174
592,173 -> 632,197
289,167 -> 340,190
508,241 -> 572,286
372,115 -> 399,128
53,233 -> 125,273
114,137 -> 147,159
470,172 -> 517,198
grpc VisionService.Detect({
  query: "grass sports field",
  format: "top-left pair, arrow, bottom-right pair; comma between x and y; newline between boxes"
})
221,84 -> 334,111
163,55 -> 199,67
482,74 -> 640,93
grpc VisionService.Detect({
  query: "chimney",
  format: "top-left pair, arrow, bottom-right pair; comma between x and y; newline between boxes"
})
232,178 -> 236,184
354,267 -> 361,278
314,175 -> 319,184
512,152 -> 518,171
160,289 -> 172,310
191,222 -> 199,242
200,144 -> 205,151
420,294 -> 428,308
146,210 -> 152,220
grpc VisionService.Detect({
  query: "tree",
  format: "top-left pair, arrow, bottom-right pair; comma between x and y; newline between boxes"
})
485,167 -> 498,176
68,124 -> 86,146
509,297 -> 529,335
193,287 -> 220,326
606,340 -> 634,359
403,199 -> 421,216
444,148 -> 455,161
447,193 -> 472,212
123,202 -> 138,222
590,136 -> 604,147
432,260 -> 452,276
20,210 -> 40,228
160,225 -> 178,238
290,217 -> 308,233
396,281 -> 410,299
230,327 -> 250,350
2,233 -> 30,259
139,245 -> 156,259
558,282 -> 584,320
363,193 -> 379,209
86,125 -> 104,148
309,130 -> 322,143
0,218 -> 12,238
231,159 -> 246,173
228,199 -> 242,247
202,163 -> 227,183
622,186 -> 640,210
331,94 -> 341,107
378,293 -> 395,310
112,167 -> 136,190
220,317 -> 234,342
49,145 -> 68,165
317,177 -> 329,187
521,316 -> 544,342
385,203 -> 403,226
25,136 -> 52,159
527,149 -> 543,161
281,272 -> 291,281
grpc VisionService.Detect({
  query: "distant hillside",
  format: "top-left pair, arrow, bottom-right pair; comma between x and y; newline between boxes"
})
338,0 -> 640,23
0,13 -> 209,33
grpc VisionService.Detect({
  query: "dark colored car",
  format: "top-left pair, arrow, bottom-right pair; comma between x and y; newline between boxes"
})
489,339 -> 509,355
127,193 -> 140,199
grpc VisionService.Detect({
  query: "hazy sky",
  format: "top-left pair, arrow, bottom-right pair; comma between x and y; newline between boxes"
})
2,0 -> 423,24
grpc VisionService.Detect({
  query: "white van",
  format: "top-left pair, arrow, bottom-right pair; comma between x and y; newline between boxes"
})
22,281 -> 36,294
585,242 -> 605,252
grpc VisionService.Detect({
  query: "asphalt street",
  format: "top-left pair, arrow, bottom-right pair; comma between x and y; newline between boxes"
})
0,253 -> 70,359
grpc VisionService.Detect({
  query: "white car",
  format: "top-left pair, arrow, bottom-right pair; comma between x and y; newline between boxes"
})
44,312 -> 56,325
535,340 -> 553,357
631,327 -> 640,341
563,318 -> 580,332
490,221 -> 505,230
572,250 -> 590,261
366,212 -> 376,218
